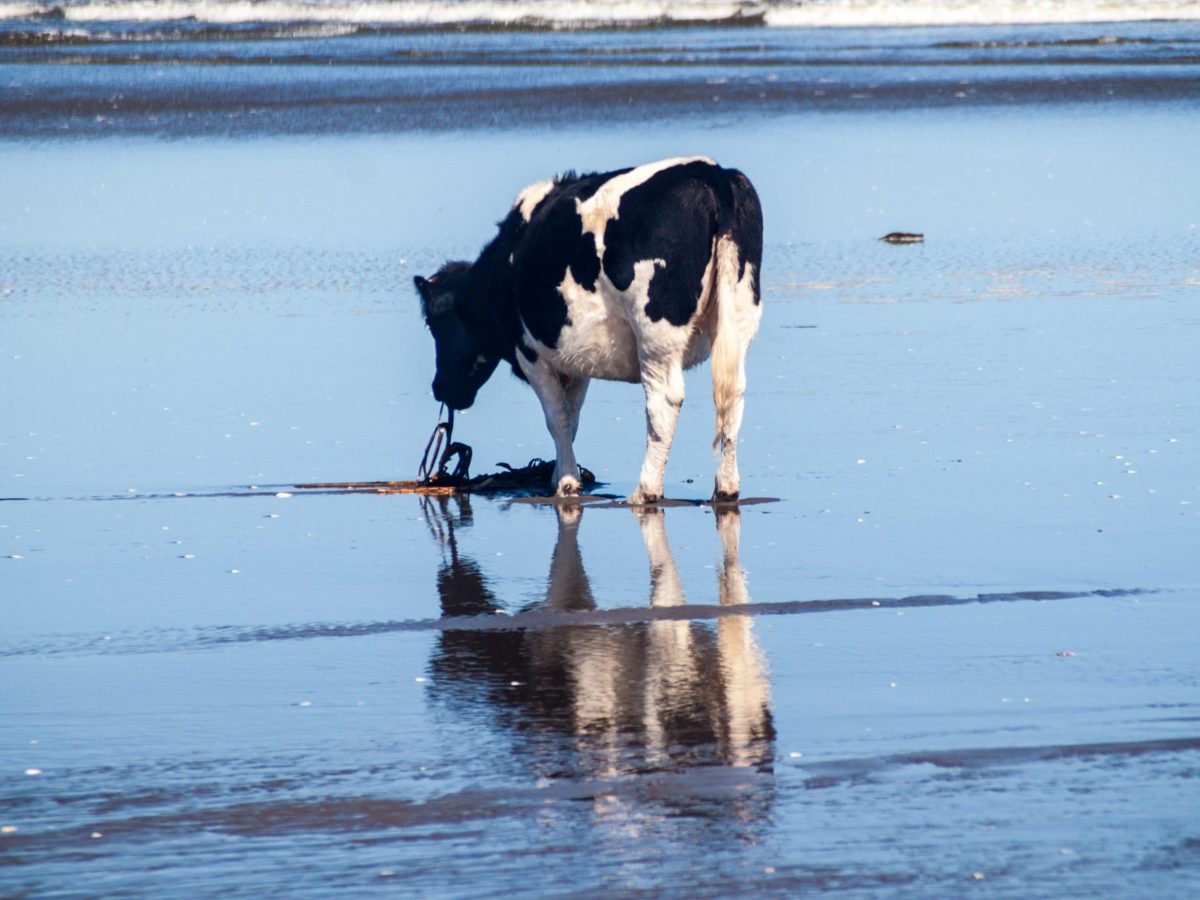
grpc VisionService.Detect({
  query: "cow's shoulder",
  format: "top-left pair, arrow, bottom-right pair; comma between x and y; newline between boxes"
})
509,167 -> 627,226
513,178 -> 557,223
508,170 -> 625,351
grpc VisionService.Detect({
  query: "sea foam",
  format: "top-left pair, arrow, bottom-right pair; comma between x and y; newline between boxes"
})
3,0 -> 1199,29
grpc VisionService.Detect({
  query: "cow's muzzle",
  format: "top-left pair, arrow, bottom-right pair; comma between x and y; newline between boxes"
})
432,379 -> 475,411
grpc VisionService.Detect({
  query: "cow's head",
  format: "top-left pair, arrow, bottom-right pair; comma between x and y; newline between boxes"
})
414,263 -> 500,410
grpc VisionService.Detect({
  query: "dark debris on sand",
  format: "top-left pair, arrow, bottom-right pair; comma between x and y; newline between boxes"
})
295,458 -> 597,497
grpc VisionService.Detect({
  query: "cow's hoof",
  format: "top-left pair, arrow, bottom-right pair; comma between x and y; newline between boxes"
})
556,478 -> 581,497
629,490 -> 661,506
712,490 -> 740,505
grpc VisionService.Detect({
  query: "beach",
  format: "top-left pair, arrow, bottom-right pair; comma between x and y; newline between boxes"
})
2,3 -> 1200,895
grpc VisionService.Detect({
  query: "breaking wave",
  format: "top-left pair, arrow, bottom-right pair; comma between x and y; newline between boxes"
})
3,0 -> 1200,31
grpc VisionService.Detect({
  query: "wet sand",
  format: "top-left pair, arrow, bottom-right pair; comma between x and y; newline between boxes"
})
3,34 -> 1200,897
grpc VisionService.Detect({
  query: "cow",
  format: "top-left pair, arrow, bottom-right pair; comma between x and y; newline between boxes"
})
414,157 -> 763,505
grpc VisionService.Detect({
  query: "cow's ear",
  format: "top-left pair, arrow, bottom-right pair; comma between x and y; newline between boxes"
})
415,275 -> 455,318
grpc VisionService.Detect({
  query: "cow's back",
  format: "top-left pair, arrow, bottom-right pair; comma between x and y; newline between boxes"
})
511,157 -> 755,382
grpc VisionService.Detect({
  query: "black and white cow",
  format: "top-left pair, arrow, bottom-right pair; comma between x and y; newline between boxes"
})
415,157 -> 763,504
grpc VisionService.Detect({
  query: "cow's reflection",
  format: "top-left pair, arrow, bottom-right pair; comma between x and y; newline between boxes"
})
424,495 -> 774,795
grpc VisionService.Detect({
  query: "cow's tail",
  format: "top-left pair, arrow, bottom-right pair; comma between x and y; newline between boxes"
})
710,235 -> 744,451
711,169 -> 763,452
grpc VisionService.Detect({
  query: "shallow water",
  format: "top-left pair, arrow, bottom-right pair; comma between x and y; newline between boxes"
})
3,22 -> 1200,896
3,487 -> 1198,894
3,18 -> 1200,137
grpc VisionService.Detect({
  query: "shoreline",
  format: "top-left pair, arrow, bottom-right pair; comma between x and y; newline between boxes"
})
3,18 -> 1199,139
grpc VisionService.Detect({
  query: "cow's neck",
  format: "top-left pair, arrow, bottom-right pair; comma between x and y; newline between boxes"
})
464,210 -> 526,373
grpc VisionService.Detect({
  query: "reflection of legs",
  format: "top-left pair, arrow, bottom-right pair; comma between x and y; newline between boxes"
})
545,505 -> 622,773
634,506 -> 696,765
545,504 -> 593,612
715,508 -> 749,607
713,508 -> 772,765
632,358 -> 685,505
538,504 -> 615,765
634,506 -> 686,608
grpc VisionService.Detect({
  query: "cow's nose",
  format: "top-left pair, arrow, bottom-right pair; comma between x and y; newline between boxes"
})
432,378 -> 472,411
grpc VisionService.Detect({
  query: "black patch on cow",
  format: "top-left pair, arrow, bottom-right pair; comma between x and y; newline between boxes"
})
602,161 -> 722,327
726,168 -> 764,303
607,162 -> 763,316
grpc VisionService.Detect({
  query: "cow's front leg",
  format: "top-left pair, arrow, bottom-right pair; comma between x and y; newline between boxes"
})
564,375 -> 589,443
555,375 -> 590,493
630,359 -> 685,505
520,356 -> 585,496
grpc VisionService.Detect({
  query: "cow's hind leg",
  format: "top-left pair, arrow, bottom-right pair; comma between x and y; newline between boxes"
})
521,356 -> 586,495
630,358 -> 685,506
713,377 -> 745,504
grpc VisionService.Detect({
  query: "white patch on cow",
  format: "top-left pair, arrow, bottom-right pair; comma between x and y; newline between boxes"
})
544,267 -> 642,382
514,178 -> 556,222
576,156 -> 716,256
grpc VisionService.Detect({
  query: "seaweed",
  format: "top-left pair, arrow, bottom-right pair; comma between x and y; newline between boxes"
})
295,407 -> 595,496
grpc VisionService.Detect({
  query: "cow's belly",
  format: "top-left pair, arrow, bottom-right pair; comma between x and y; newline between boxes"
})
551,316 -> 642,382
523,261 -> 713,383
530,271 -> 642,382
